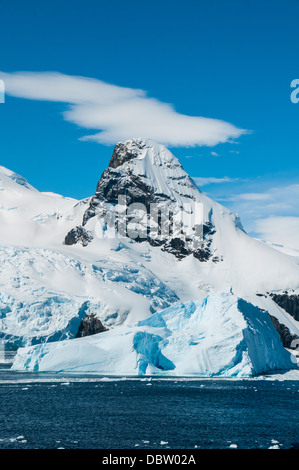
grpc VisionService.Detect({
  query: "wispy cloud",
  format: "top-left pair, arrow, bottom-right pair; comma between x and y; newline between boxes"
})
203,178 -> 299,250
255,216 -> 299,251
0,71 -> 247,147
231,192 -> 273,201
193,176 -> 239,186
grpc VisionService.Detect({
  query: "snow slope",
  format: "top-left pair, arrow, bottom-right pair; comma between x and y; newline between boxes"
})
12,290 -> 295,377
0,165 -> 85,249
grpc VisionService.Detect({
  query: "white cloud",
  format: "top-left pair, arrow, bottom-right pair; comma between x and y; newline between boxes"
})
255,216 -> 299,251
193,176 -> 239,186
191,175 -> 299,251
234,192 -> 273,201
205,179 -> 299,241
0,71 -> 247,147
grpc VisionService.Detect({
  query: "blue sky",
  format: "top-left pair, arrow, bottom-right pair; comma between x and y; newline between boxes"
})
0,0 -> 299,245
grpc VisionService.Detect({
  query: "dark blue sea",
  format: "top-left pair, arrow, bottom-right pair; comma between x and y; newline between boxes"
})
0,367 -> 298,449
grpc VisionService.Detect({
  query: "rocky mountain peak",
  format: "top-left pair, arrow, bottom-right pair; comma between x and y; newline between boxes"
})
64,138 -> 219,262
108,138 -> 147,169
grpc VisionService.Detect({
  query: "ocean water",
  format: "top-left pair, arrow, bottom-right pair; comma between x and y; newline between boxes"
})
0,368 -> 298,449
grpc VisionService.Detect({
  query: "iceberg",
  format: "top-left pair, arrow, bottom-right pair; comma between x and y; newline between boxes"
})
12,291 -> 295,377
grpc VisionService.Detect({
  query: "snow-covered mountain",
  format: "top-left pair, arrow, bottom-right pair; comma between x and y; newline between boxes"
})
1,139 -> 299,375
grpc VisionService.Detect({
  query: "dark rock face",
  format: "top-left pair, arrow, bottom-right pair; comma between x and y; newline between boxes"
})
78,161 -> 216,261
153,222 -> 215,261
83,168 -> 171,226
108,141 -> 146,169
64,226 -> 93,247
269,293 -> 299,321
76,314 -> 108,338
193,222 -> 216,262
268,314 -> 298,349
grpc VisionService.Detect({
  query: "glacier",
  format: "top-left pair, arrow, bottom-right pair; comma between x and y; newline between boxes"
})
12,291 -> 295,377
0,245 -> 178,348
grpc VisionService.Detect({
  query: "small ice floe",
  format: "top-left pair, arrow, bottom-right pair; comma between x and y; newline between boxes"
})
229,444 -> 238,449
21,387 -> 29,390
142,440 -> 150,444
4,436 -> 26,444
269,439 -> 282,449
61,382 -> 70,386
160,441 -> 168,445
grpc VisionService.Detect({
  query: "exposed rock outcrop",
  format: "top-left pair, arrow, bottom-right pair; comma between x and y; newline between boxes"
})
76,314 -> 108,338
269,293 -> 299,321
268,314 -> 298,349
64,226 -> 93,247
